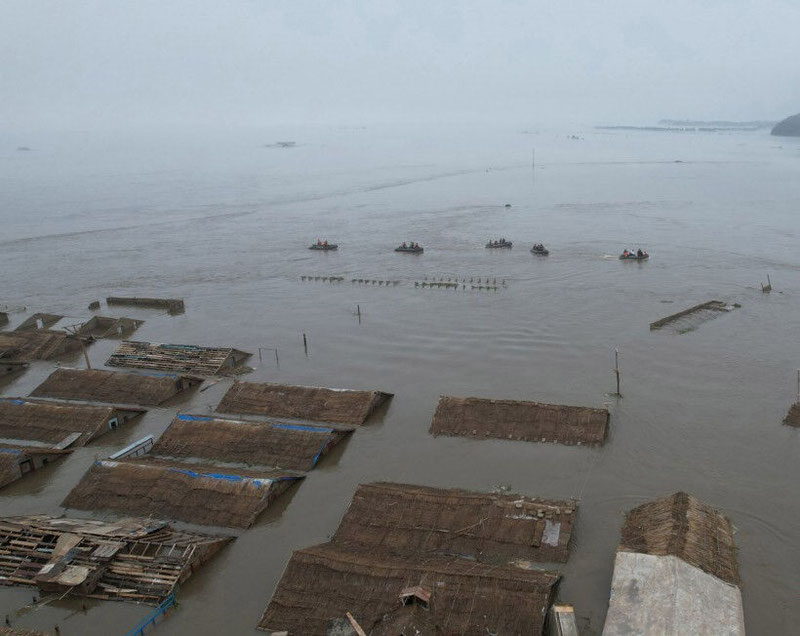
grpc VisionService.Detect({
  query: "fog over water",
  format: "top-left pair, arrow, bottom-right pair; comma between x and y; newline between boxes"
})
2,3 -> 800,636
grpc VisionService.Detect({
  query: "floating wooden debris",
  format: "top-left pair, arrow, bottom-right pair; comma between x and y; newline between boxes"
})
152,414 -> 354,471
332,482 -> 576,563
77,316 -> 144,339
650,300 -> 738,332
107,341 -> 252,376
216,382 -> 392,426
260,544 -> 558,634
430,395 -> 609,446
88,300 -> 101,310
0,515 -> 230,605
106,296 -> 185,315
0,398 -> 145,447
258,481 -> 562,634
14,313 -> 63,332
30,368 -> 203,406
0,330 -> 83,362
300,275 -> 346,283
63,457 -> 303,528
604,492 -> 744,635
0,445 -> 71,489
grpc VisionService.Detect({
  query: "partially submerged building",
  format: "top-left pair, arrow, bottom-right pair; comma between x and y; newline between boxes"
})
0,445 -> 71,489
152,414 -> 354,472
77,315 -> 144,339
63,456 -> 303,528
107,340 -> 251,376
14,313 -> 63,332
259,543 -> 560,635
30,367 -> 202,406
0,330 -> 83,362
332,482 -> 576,563
0,515 -> 230,604
259,482 -> 569,634
0,361 -> 28,378
783,402 -> 800,427
603,492 -> 744,635
0,313 -> 8,327
430,395 -> 609,446
106,296 -> 185,314
216,382 -> 393,426
0,398 -> 145,447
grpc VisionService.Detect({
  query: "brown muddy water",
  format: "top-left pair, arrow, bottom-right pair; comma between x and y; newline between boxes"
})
1,125 -> 799,634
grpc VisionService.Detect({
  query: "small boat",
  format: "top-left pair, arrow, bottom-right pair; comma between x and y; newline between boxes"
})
486,240 -> 512,249
395,244 -> 423,253
309,242 -> 338,251
530,244 -> 549,256
619,251 -> 649,261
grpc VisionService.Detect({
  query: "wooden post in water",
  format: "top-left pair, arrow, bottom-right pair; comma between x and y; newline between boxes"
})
356,304 -> 361,324
796,369 -> 799,403
613,348 -> 621,397
303,333 -> 308,356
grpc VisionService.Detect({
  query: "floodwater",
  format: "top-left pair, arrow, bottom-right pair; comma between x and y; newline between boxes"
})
1,124 -> 799,634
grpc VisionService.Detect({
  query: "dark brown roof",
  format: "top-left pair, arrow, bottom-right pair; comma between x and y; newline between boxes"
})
0,398 -> 144,446
152,414 -> 353,471
618,491 -> 740,586
216,382 -> 392,425
783,402 -> 800,427
77,316 -> 143,339
30,368 -> 201,406
63,456 -> 304,528
107,341 -> 251,376
0,330 -> 82,362
430,395 -> 609,446
14,313 -> 63,331
258,543 -> 559,635
332,482 -> 576,563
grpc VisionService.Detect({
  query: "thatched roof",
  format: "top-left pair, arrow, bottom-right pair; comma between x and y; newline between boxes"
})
106,296 -> 185,315
0,398 -> 145,446
107,340 -> 251,376
14,313 -> 63,331
430,395 -> 609,446
258,543 -> 559,634
0,627 -> 49,636
783,402 -> 800,427
0,330 -> 82,362
216,382 -> 393,426
30,368 -> 202,406
152,414 -> 354,471
0,361 -> 28,377
618,491 -> 740,586
63,457 -> 304,528
332,482 -> 576,563
77,315 -> 143,339
0,515 -> 230,605
0,446 -> 71,488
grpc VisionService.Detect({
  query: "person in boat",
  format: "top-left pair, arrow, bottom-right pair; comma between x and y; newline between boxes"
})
317,239 -> 322,246
622,249 -> 630,257
637,248 -> 643,258
402,242 -> 407,248
323,240 -> 328,247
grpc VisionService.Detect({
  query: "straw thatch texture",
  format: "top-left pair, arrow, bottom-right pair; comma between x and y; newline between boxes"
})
216,382 -> 393,425
0,446 -> 71,489
77,316 -> 143,339
430,395 -> 609,446
0,330 -> 82,362
152,414 -> 354,471
332,482 -> 576,563
0,515 -> 230,604
107,341 -> 251,376
0,399 -> 143,446
14,313 -> 63,332
618,491 -> 740,586
258,543 -> 559,634
30,368 -> 201,406
0,627 -> 49,636
63,457 -> 304,528
783,402 -> 800,427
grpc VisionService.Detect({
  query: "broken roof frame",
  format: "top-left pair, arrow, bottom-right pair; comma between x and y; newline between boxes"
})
107,340 -> 252,376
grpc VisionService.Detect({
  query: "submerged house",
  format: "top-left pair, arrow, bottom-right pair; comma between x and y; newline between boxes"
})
430,395 -> 609,446
0,515 -> 230,604
602,492 -> 744,635
216,382 -> 393,426
0,330 -> 83,362
259,482 -> 571,634
77,316 -> 144,339
0,446 -> 71,489
0,398 -> 145,448
14,313 -> 64,332
107,340 -> 251,376
30,367 -> 203,406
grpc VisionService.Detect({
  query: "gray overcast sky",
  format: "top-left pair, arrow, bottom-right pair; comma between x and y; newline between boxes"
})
2,0 -> 799,129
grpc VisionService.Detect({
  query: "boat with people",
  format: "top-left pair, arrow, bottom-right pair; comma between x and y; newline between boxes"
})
309,240 -> 338,251
619,248 -> 649,261
530,243 -> 549,256
486,238 -> 512,249
395,242 -> 423,253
